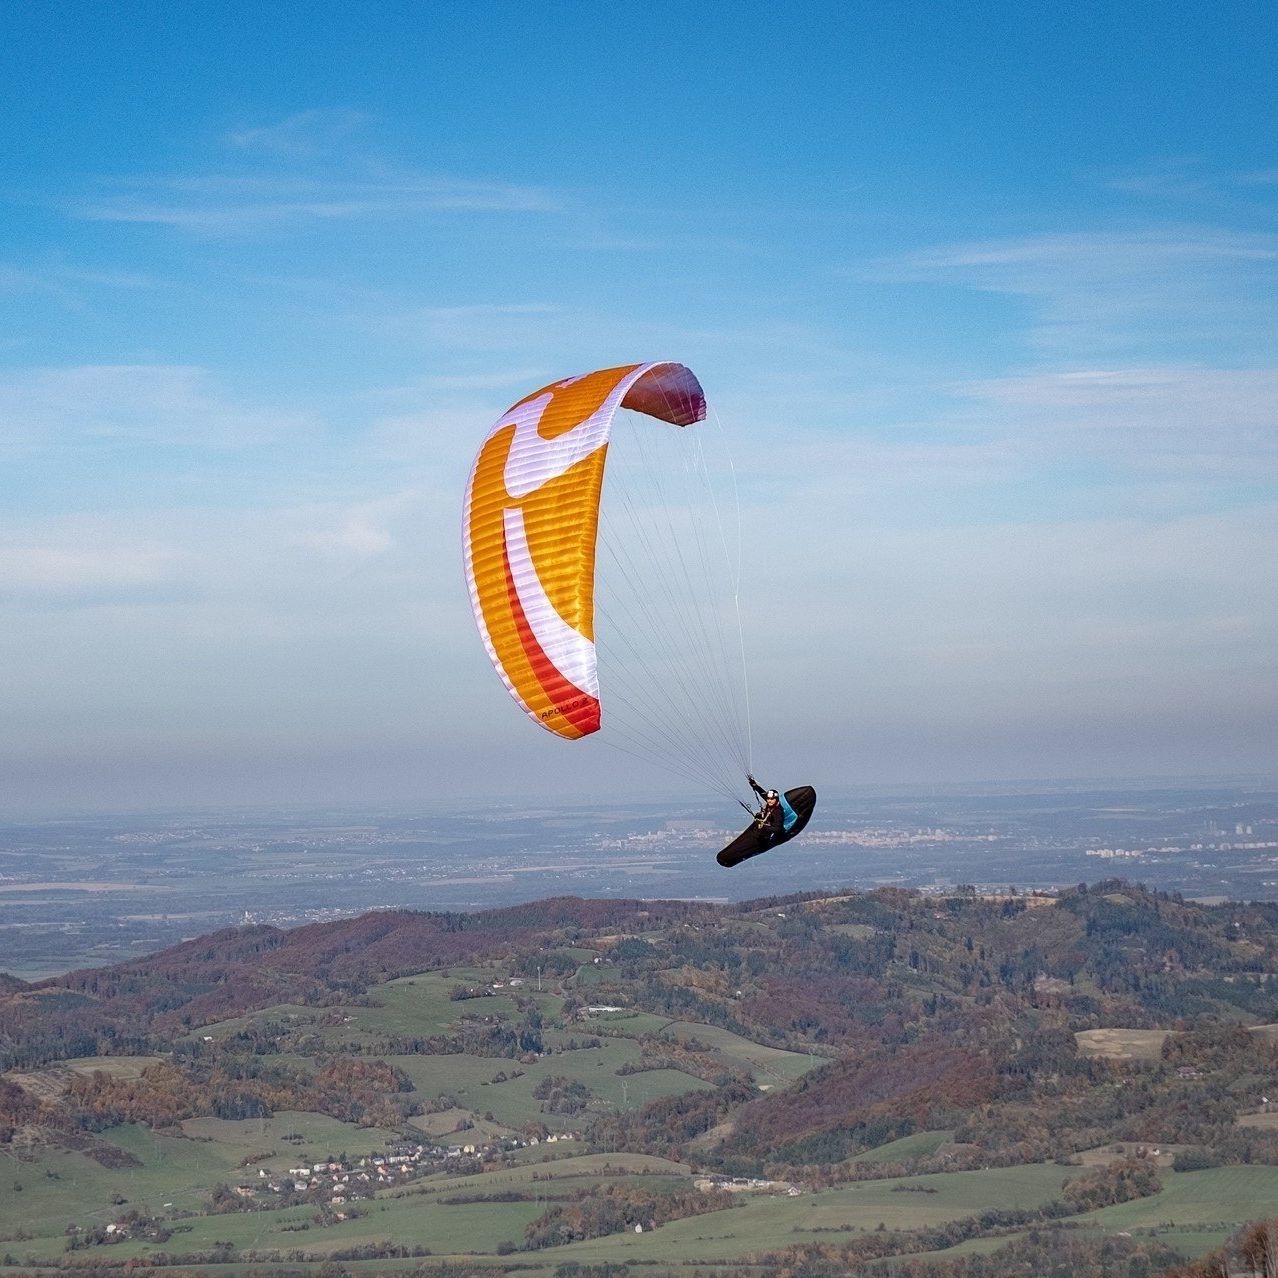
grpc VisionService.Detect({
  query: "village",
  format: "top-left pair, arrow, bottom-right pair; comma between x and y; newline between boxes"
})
241,1130 -> 585,1208
81,1131 -> 586,1246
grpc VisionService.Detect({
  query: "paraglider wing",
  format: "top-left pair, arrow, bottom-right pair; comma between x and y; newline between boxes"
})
463,362 -> 706,739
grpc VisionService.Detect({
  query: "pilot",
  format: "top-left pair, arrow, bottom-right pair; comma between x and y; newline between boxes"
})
759,791 -> 784,839
747,776 -> 785,840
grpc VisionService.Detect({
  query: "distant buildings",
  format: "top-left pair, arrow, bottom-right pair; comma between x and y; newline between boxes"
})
222,1137 -> 565,1207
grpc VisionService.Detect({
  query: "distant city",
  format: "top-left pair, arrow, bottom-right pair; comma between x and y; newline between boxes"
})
2,778 -> 1277,980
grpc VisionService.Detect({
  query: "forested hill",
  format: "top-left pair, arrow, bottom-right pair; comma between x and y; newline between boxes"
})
4,880 -> 1278,1086
4,882 -> 1278,1072
0,897 -> 716,1067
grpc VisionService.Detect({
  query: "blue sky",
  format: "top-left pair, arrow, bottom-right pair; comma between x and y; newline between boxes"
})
2,1 -> 1276,812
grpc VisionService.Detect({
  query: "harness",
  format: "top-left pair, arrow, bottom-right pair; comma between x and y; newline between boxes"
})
778,793 -> 799,832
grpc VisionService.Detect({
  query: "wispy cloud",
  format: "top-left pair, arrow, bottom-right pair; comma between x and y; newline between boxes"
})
1101,157 -> 1278,206
752,498 -> 1278,681
390,368 -> 555,393
959,365 -> 1278,475
0,535 -> 187,605
72,114 -> 562,232
285,489 -> 418,564
79,172 -> 560,231
1103,156 -> 1218,201
0,261 -> 162,306
376,303 -> 563,353
880,227 -> 1278,361
866,223 -> 1278,484
0,364 -> 309,455
224,108 -> 372,157
896,228 -> 1278,273
71,111 -> 562,233
0,263 -> 53,293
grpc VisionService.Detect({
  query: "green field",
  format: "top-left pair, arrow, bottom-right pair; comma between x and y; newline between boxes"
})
658,1021 -> 823,1083
573,961 -> 621,987
850,1129 -> 955,1164
400,1151 -> 690,1201
1,1125 -> 249,1247
188,970 -> 566,1051
354,972 -> 565,1038
828,923 -> 878,939
535,1162 -> 1278,1270
178,965 -> 813,1123
101,1191 -> 544,1261
0,1123 -> 689,1266
388,1039 -> 712,1131
1081,1164 -> 1278,1231
572,1009 -> 675,1035
188,1005 -> 330,1042
179,1111 -> 406,1172
530,1163 -> 1080,1269
409,1106 -> 513,1140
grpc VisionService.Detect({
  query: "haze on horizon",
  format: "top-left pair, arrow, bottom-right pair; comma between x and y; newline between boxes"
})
1,2 -> 1276,815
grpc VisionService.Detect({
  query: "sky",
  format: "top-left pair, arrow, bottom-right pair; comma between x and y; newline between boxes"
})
1,0 -> 1276,813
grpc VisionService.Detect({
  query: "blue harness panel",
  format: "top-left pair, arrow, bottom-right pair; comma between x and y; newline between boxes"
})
779,794 -> 799,832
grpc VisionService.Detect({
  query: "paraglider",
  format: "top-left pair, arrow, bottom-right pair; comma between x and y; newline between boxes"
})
462,361 -> 814,866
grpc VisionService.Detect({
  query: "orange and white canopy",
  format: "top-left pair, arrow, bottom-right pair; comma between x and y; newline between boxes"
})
463,362 -> 706,739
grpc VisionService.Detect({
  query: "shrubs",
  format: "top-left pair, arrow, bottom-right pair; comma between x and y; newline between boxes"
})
524,1184 -> 733,1249
1165,1217 -> 1278,1278
1172,1146 -> 1223,1171
1061,1155 -> 1162,1211
531,1075 -> 592,1115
